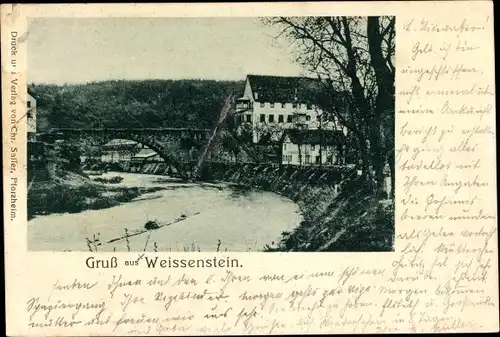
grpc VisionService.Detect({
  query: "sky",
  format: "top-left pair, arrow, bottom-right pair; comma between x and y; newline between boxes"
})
28,17 -> 308,84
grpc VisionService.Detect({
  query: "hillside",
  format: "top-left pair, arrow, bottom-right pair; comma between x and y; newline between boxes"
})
29,79 -> 245,131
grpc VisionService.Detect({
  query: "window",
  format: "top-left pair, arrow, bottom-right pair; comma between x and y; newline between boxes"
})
260,114 -> 265,122
287,115 -> 293,123
237,102 -> 249,109
305,155 -> 311,164
283,144 -> 287,150
281,103 -> 286,108
315,156 -> 321,164
260,102 -> 265,108
284,154 -> 292,163
246,115 -> 252,123
306,115 -> 311,121
316,115 -> 321,121
268,114 -> 275,123
278,115 -> 284,123
292,103 -> 297,108
298,103 -> 302,108
27,101 -> 32,108
270,103 -> 275,108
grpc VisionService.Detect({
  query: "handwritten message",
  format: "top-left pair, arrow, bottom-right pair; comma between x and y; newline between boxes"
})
26,247 -> 496,335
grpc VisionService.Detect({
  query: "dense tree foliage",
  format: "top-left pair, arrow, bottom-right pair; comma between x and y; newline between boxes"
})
55,142 -> 82,171
29,79 -> 245,131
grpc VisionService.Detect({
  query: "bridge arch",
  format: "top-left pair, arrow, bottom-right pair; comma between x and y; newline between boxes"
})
43,128 -> 213,179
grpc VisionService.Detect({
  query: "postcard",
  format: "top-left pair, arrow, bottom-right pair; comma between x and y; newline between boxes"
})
2,1 -> 498,335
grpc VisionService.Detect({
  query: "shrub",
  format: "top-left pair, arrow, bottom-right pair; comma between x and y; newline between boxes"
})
116,187 -> 140,202
88,197 -> 119,210
145,220 -> 160,230
28,184 -> 87,217
93,176 -> 124,184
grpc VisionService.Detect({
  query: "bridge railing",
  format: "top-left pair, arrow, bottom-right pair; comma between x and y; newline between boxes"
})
49,127 -> 212,133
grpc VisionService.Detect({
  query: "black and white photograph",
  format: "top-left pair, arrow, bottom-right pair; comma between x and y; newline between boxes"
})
27,16 -> 395,252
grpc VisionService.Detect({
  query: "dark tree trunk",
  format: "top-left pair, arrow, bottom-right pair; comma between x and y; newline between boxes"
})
387,146 -> 395,199
354,132 -> 373,189
319,127 -> 323,168
367,17 -> 395,197
367,17 -> 395,95
366,108 -> 386,195
298,143 -> 303,167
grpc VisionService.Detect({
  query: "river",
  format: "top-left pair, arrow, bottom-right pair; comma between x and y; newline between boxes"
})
28,172 -> 302,252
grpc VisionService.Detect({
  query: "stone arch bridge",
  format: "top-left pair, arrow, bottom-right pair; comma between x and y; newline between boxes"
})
41,127 -> 215,178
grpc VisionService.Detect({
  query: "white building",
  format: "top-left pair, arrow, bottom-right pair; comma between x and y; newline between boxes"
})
234,75 -> 345,143
281,129 -> 346,166
27,93 -> 37,140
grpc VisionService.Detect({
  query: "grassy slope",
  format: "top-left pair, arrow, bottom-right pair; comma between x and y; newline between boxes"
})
272,187 -> 395,252
28,171 -> 161,220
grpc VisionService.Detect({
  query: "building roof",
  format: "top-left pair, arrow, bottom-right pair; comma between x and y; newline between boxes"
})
236,96 -> 251,101
247,75 -> 321,103
283,129 -> 345,146
132,149 -> 158,158
103,139 -> 138,148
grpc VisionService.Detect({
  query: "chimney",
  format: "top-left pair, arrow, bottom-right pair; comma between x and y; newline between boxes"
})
254,92 -> 259,100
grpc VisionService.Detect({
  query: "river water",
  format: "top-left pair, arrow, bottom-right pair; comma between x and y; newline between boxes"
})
28,173 -> 302,252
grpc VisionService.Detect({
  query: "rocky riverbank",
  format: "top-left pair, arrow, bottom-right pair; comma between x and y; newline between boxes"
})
207,163 -> 394,252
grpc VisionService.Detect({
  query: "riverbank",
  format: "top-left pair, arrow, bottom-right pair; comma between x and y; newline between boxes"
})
205,163 -> 394,252
28,170 -> 164,220
28,172 -> 301,252
29,163 -> 394,252
128,162 -> 394,251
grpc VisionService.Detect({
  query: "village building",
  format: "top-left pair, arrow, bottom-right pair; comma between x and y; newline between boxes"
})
100,139 -> 143,163
131,148 -> 162,164
234,74 -> 346,143
129,148 -> 164,173
281,129 -> 346,166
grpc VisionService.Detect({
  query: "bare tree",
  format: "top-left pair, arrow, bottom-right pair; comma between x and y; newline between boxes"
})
267,16 -> 395,196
